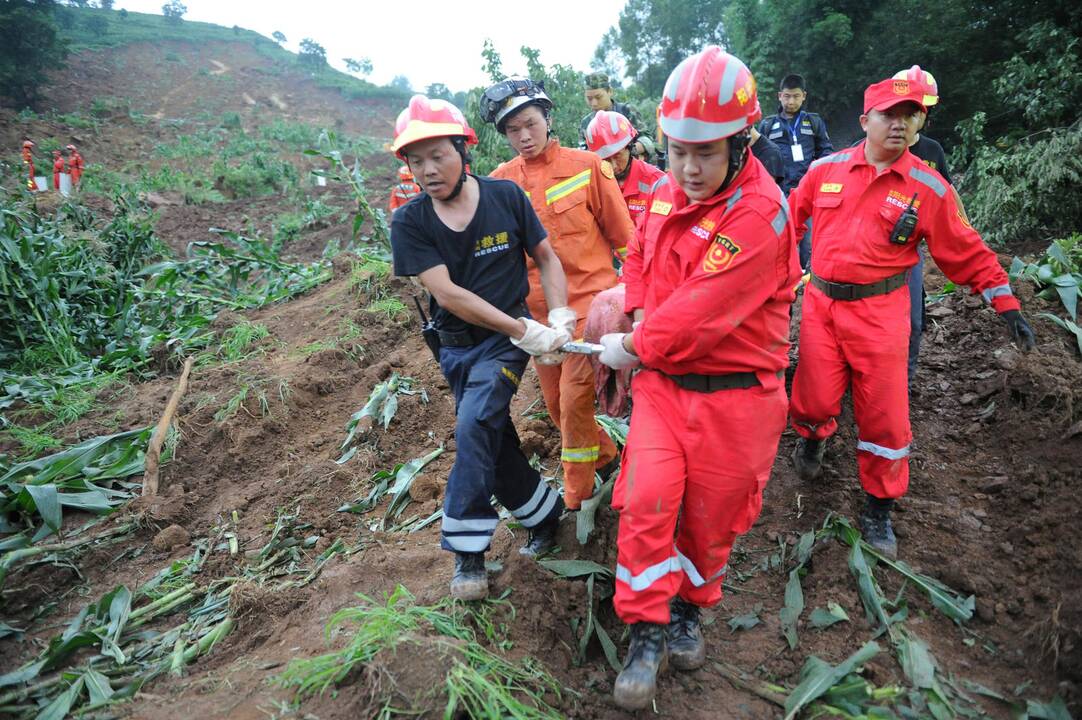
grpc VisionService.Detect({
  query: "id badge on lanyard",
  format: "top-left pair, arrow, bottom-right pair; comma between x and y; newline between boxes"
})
789,112 -> 805,162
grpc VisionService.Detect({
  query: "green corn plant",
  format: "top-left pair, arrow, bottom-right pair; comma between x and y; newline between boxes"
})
305,129 -> 389,249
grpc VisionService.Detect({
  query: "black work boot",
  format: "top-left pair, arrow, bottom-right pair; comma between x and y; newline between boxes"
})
449,552 -> 488,601
519,497 -> 564,557
668,597 -> 706,671
792,437 -> 826,480
859,495 -> 898,559
613,622 -> 669,711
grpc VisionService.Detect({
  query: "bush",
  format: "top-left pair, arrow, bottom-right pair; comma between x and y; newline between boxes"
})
214,153 -> 297,198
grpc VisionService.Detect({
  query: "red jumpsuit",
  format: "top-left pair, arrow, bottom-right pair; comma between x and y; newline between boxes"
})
68,151 -> 84,185
616,156 -> 801,624
53,154 -> 66,191
788,142 -> 1020,499
388,180 -> 421,211
619,158 -> 665,230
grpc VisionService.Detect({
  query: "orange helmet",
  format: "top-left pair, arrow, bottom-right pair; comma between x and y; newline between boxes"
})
397,165 -> 414,181
585,110 -> 635,159
893,65 -> 938,106
391,95 -> 477,159
659,46 -> 761,144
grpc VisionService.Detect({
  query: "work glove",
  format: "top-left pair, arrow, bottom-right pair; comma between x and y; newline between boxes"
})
1002,310 -> 1036,351
511,318 -> 571,356
537,307 -> 578,366
599,333 -> 641,370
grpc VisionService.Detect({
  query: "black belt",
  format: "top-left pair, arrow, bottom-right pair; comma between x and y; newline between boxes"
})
662,370 -> 781,393
437,302 -> 528,348
810,270 -> 909,301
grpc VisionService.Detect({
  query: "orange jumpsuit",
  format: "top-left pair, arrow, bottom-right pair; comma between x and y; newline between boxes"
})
492,139 -> 635,508
22,147 -> 35,191
620,158 -> 665,226
53,154 -> 66,191
388,180 -> 422,211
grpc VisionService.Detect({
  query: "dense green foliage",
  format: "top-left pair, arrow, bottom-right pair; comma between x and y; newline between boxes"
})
0,0 -> 68,106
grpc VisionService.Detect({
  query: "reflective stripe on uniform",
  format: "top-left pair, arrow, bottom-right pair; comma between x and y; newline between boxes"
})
908,166 -> 946,198
981,284 -> 1014,303
856,440 -> 910,460
509,481 -> 559,527
441,533 -> 491,553
638,181 -> 653,194
676,549 -> 727,587
441,516 -> 499,533
723,186 -> 743,215
545,169 -> 592,205
651,175 -> 670,192
616,554 -> 681,592
810,152 -> 851,170
561,445 -> 600,463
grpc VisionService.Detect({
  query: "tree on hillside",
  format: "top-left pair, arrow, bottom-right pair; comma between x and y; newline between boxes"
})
426,82 -> 452,101
272,30 -> 286,44
343,57 -> 372,76
99,0 -> 114,9
390,75 -> 412,93
597,0 -> 728,95
161,0 -> 185,23
0,0 -> 68,108
298,38 -> 327,71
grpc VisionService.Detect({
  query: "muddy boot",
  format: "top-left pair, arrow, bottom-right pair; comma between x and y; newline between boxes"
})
613,623 -> 668,711
859,495 -> 898,559
668,597 -> 706,671
449,552 -> 488,601
791,437 -> 826,480
519,497 -> 564,557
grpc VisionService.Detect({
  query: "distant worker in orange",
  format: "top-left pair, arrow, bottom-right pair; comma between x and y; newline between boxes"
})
388,164 -> 422,212
482,78 -> 635,510
66,144 -> 84,186
583,110 -> 665,225
52,150 -> 66,192
21,140 -> 36,191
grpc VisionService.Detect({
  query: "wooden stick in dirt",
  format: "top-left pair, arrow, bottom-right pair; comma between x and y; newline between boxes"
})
711,659 -> 788,706
142,356 -> 194,497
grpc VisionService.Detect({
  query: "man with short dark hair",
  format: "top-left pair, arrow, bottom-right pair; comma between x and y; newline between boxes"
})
759,74 -> 833,267
579,72 -> 656,163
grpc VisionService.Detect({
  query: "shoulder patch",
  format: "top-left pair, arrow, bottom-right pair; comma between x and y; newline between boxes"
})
600,160 -> 615,179
703,235 -> 741,273
650,200 -> 672,215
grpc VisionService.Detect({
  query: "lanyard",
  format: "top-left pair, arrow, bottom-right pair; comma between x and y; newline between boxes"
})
787,111 -> 804,142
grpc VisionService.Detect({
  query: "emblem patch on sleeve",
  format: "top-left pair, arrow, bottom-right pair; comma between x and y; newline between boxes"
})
703,234 -> 742,273
600,160 -> 615,179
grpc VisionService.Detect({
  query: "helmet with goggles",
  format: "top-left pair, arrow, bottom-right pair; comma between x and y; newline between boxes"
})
480,78 -> 553,134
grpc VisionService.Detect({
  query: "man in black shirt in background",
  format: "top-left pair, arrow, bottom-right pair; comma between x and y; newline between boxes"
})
389,95 -> 574,601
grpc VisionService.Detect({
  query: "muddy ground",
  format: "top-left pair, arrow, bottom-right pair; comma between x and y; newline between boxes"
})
1,35 -> 1081,720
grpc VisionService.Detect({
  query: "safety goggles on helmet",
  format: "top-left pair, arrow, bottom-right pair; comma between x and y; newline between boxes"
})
480,78 -> 553,131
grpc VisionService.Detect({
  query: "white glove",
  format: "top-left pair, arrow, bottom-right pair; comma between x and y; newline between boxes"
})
511,318 -> 571,356
547,306 -> 577,338
599,333 -> 640,370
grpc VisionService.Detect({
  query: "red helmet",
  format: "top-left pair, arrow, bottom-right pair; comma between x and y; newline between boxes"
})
391,95 -> 477,159
659,46 -> 761,144
893,65 -> 939,106
22,140 -> 34,148
585,110 -> 635,159
397,165 -> 414,181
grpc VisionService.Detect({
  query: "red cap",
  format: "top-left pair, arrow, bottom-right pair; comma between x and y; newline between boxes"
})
863,78 -> 927,114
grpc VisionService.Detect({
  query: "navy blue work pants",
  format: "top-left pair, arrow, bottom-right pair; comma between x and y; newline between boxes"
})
438,333 -> 561,554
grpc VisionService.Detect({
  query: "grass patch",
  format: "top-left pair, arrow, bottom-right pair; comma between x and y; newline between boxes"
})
0,424 -> 64,459
196,321 -> 270,367
365,297 -> 408,324
213,375 -> 289,424
275,586 -> 563,718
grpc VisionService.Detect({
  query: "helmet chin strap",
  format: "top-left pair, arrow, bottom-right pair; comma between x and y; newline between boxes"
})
445,137 -> 472,201
713,129 -> 751,196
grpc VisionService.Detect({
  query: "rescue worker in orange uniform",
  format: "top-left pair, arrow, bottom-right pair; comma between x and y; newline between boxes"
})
598,48 -> 801,710
66,144 -> 84,186
788,77 -> 1036,559
584,110 -> 665,225
481,78 -> 635,510
388,164 -> 422,212
21,140 -> 36,191
52,150 -> 66,192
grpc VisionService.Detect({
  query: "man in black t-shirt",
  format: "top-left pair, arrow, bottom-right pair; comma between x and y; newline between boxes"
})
389,95 -> 574,601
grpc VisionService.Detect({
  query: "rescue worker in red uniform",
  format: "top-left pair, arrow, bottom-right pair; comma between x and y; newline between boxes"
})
388,164 -> 422,212
598,48 -> 801,710
66,144 -> 84,186
583,110 -> 665,226
788,77 -> 1036,559
52,150 -> 66,191
482,78 -> 635,510
21,140 -> 36,191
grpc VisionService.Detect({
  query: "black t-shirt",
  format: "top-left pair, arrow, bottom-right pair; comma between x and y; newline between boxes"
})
909,135 -> 952,184
391,175 -> 547,333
